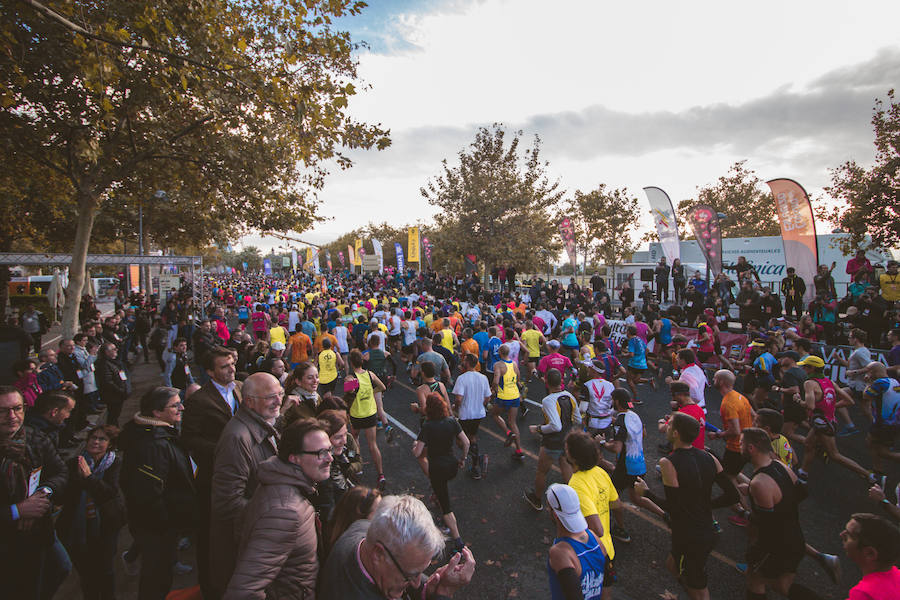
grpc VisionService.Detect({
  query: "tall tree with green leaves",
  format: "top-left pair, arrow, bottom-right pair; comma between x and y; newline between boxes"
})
569,185 -> 641,282
677,161 -> 780,238
420,124 -> 563,281
1,0 -> 390,336
825,89 -> 900,253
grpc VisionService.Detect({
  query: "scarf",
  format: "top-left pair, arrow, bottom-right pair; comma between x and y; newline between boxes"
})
70,451 -> 117,546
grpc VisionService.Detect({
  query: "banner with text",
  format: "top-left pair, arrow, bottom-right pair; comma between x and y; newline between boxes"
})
558,217 -> 577,270
395,242 -> 405,273
423,237 -> 433,270
767,178 -> 819,304
354,239 -> 363,266
644,186 -> 680,265
408,227 -> 420,263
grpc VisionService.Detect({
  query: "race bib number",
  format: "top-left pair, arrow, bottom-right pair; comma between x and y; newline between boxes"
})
28,468 -> 42,496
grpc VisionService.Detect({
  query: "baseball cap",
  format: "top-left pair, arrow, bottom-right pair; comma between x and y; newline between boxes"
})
271,341 -> 286,351
775,350 -> 801,362
545,484 -> 588,534
797,355 -> 825,369
548,340 -> 561,349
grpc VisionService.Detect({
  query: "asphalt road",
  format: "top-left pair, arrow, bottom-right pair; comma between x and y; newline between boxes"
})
364,364 -> 898,600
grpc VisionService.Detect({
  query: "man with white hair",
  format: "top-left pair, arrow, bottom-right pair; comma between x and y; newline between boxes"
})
320,494 -> 475,599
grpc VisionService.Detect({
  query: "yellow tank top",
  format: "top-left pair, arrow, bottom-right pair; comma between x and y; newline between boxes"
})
522,329 -> 541,358
269,326 -> 286,345
440,329 -> 454,353
349,370 -> 376,419
497,361 -> 519,400
318,349 -> 338,384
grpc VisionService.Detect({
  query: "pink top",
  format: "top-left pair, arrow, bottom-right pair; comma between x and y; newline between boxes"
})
813,377 -> 838,423
848,566 -> 900,600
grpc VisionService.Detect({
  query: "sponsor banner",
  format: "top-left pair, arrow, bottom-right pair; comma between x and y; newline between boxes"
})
644,186 -> 680,264
325,250 -> 333,271
291,249 -> 297,272
263,259 -> 272,275
395,242 -> 405,272
423,236 -> 433,270
558,217 -> 577,269
689,205 -> 723,277
347,244 -> 355,267
354,239 -> 363,266
408,227 -> 420,263
338,251 -> 345,267
371,238 -> 383,272
768,178 -> 819,304
282,256 -> 290,268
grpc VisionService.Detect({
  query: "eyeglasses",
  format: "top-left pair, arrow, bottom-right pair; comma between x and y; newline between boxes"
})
299,446 -> 333,461
0,405 -> 25,416
164,401 -> 184,409
251,392 -> 284,402
378,541 -> 424,586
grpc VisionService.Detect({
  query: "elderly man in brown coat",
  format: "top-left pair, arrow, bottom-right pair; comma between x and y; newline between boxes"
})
181,346 -> 242,599
224,418 -> 332,599
209,372 -> 283,597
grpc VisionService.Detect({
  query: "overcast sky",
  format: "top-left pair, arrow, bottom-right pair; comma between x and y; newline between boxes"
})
240,0 -> 900,254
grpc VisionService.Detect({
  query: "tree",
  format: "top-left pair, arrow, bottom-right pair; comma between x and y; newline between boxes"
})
1,0 -> 390,336
569,185 -> 641,283
420,124 -> 563,282
825,89 -> 900,253
222,246 -> 263,272
677,161 -> 780,238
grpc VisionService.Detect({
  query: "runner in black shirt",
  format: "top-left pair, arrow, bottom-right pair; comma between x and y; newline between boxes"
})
740,427 -> 819,600
634,412 -> 739,599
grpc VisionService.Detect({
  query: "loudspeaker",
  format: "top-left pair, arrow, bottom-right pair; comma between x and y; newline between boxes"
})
640,268 -> 654,282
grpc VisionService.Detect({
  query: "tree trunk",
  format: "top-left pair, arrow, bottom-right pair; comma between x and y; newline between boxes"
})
61,194 -> 98,338
0,266 -> 9,319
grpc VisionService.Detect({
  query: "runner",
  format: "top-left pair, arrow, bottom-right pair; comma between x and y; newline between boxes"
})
524,368 -> 581,510
316,337 -> 344,396
451,354 -> 492,479
521,320 -> 546,382
633,412 -> 740,599
492,343 -> 524,460
795,355 -> 874,484
345,349 -> 389,491
620,325 -> 650,399
545,483 -> 609,600
863,361 -> 900,480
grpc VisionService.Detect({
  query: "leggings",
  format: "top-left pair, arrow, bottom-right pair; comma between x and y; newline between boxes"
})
428,461 -> 459,515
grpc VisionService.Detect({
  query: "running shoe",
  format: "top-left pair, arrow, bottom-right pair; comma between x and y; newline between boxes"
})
480,454 -> 489,477
814,552 -> 842,584
523,489 -> 543,511
121,551 -> 139,577
512,450 -> 525,461
385,424 -> 395,443
469,466 -> 482,480
504,430 -> 517,447
631,398 -> 643,405
611,524 -> 631,543
377,474 -> 386,492
837,424 -> 859,437
728,515 -> 750,527
734,562 -> 748,574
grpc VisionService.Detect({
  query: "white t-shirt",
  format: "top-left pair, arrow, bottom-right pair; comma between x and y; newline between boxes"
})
387,315 -> 402,336
680,364 -> 708,410
288,310 -> 301,334
333,325 -> 350,353
402,320 -> 418,346
368,329 -> 387,352
847,346 -> 872,392
452,371 -> 491,420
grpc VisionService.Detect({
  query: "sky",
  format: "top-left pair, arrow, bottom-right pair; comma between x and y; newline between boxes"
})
239,0 -> 900,255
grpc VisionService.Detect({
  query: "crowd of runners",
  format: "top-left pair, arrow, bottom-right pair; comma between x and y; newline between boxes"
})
3,260 -> 900,599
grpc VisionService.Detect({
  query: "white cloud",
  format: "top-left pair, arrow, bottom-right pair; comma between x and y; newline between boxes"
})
241,0 -> 900,253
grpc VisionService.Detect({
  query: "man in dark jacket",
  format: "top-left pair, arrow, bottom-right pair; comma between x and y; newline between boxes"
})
780,267 -> 806,321
209,372 -> 281,597
96,342 -> 130,426
181,346 -> 242,599
1,386 -> 69,600
120,386 -> 194,600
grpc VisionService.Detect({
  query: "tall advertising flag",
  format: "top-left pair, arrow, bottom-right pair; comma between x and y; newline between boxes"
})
394,242 -> 405,272
371,238 -> 384,273
464,254 -> 477,276
306,247 -> 313,272
347,244 -> 355,267
408,227 -> 420,263
354,239 -> 362,266
422,237 -> 433,270
767,178 -> 818,304
643,186 -> 681,264
312,250 -> 320,275
688,205 -> 723,276
325,250 -> 333,271
338,251 -> 345,267
291,249 -> 298,273
263,258 -> 272,275
558,218 -> 577,270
